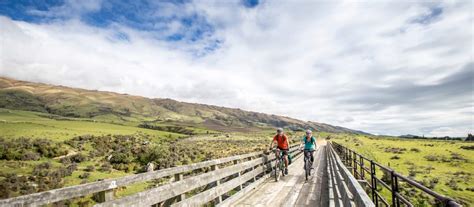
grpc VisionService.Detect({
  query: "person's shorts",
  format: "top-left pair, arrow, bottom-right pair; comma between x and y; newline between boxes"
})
277,147 -> 289,156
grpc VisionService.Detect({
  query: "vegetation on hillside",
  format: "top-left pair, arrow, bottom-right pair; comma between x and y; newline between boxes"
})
0,77 -> 363,134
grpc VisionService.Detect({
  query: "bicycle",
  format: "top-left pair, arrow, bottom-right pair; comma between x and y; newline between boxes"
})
273,148 -> 286,182
303,149 -> 313,181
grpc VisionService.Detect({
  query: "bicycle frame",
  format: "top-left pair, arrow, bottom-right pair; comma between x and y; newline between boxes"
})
303,150 -> 313,181
274,148 -> 286,181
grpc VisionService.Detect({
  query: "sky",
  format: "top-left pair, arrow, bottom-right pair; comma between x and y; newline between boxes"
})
0,0 -> 472,137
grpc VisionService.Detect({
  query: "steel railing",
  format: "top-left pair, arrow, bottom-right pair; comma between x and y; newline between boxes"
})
330,142 -> 461,207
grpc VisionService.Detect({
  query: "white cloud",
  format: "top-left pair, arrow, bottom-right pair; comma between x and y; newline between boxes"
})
0,0 -> 472,137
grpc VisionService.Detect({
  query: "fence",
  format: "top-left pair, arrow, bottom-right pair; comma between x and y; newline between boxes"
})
330,142 -> 461,207
0,145 -> 302,207
327,142 -> 375,207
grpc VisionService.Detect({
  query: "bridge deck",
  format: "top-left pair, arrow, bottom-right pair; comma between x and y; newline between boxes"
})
231,141 -> 328,207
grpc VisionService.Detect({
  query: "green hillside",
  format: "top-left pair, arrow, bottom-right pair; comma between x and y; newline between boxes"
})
0,77 -> 365,134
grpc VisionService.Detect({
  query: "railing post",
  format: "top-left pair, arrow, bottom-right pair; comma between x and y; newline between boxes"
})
252,156 -> 257,182
360,156 -> 365,180
95,189 -> 114,203
94,179 -> 115,203
175,173 -> 185,202
370,160 -> 377,206
345,147 -> 349,165
390,171 -> 400,207
233,160 -> 242,190
348,149 -> 352,168
211,165 -> 222,204
353,151 -> 358,179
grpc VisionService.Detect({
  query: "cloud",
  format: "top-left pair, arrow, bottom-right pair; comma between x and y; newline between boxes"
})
0,0 -> 472,137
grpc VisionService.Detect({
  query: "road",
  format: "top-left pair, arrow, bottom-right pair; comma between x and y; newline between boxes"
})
230,140 -> 328,207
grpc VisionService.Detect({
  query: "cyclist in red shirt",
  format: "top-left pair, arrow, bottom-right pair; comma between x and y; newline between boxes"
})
270,128 -> 290,175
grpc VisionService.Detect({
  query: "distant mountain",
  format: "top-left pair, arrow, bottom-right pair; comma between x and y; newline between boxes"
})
0,76 -> 367,134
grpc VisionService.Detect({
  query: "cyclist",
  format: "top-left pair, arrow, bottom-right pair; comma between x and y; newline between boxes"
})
270,128 -> 289,175
300,129 -> 317,170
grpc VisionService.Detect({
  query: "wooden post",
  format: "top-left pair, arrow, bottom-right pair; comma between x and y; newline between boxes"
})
233,160 -> 242,190
95,189 -> 114,203
211,165 -> 222,204
94,179 -> 115,203
174,173 -> 185,202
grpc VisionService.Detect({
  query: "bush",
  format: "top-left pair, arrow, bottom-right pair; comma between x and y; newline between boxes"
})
446,178 -> 460,190
79,172 -> 90,179
410,148 -> 420,153
21,151 -> 40,161
109,152 -> 133,164
424,155 -> 438,161
390,155 -> 401,160
85,165 -> 95,172
384,147 -> 406,154
70,153 -> 87,163
99,163 -> 112,172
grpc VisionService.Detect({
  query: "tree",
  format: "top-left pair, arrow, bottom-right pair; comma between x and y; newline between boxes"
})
466,133 -> 474,141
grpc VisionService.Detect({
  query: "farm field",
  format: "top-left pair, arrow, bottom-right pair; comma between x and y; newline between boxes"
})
330,134 -> 474,206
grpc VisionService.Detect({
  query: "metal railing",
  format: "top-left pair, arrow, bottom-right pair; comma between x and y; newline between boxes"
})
330,142 -> 461,207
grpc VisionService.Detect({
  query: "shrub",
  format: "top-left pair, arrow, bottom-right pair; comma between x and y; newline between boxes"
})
79,172 -> 90,179
21,151 -> 40,161
424,155 -> 438,161
446,178 -> 460,190
410,148 -> 420,153
85,165 -> 95,172
99,163 -> 112,172
390,155 -> 401,160
450,153 -> 467,161
384,147 -> 406,154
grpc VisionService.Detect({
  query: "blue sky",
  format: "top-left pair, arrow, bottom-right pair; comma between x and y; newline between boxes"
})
0,0 -> 472,136
0,0 -> 233,55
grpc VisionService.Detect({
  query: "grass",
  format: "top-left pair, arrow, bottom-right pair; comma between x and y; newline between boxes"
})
0,108 -> 183,141
0,109 -> 284,203
2,108 -> 470,206
331,134 -> 474,206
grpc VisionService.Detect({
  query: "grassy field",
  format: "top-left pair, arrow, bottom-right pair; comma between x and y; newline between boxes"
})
330,134 -> 474,206
0,109 -> 283,205
1,108 -> 471,206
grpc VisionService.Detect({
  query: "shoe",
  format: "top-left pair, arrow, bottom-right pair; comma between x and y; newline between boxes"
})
285,168 -> 288,175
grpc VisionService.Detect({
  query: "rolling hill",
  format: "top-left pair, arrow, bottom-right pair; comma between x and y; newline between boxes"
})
0,76 -> 365,134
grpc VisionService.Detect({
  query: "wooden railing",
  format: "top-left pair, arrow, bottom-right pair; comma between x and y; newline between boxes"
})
0,144 -> 301,207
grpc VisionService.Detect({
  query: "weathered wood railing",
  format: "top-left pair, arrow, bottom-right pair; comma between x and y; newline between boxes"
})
0,144 -> 301,207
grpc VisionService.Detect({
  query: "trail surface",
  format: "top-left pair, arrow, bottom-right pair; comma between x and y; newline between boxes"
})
231,140 -> 328,207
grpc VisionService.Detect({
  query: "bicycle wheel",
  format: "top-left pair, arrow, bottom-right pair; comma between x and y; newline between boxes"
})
281,160 -> 285,176
274,160 -> 279,181
305,158 -> 309,181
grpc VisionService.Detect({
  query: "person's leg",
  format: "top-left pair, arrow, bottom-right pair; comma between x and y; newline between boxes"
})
310,150 -> 314,163
283,151 -> 289,168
